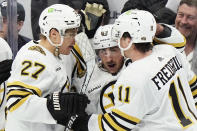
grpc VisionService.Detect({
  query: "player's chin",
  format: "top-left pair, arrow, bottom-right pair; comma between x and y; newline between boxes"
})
107,67 -> 119,74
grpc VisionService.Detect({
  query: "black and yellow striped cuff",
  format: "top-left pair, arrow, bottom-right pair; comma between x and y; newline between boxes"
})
7,81 -> 42,96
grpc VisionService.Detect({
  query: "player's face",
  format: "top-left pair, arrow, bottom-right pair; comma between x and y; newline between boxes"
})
175,4 -> 197,38
59,28 -> 78,55
98,46 -> 124,74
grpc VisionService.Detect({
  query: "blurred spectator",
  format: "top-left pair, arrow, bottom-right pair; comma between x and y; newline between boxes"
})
165,0 -> 181,13
31,0 -> 48,40
31,0 -> 110,40
175,0 -> 197,74
0,1 -> 31,51
121,0 -> 177,25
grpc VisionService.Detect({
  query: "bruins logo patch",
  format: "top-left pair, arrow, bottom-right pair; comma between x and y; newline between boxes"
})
100,80 -> 116,113
28,46 -> 46,55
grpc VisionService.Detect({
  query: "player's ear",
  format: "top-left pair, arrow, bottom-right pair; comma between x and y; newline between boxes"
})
49,28 -> 61,44
49,28 -> 58,37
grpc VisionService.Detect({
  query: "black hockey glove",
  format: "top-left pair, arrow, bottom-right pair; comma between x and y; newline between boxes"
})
47,92 -> 90,126
66,113 -> 90,131
0,59 -> 13,85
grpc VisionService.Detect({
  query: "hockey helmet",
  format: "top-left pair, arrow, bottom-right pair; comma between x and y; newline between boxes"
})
112,9 -> 156,51
93,24 -> 118,50
39,4 -> 81,46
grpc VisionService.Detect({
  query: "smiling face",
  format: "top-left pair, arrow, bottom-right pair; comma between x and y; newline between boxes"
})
59,28 -> 78,55
98,46 -> 124,74
175,4 -> 197,39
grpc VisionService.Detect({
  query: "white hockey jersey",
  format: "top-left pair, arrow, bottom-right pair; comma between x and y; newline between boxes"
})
81,62 -> 126,114
0,37 -> 12,130
74,24 -> 193,116
5,41 -> 74,131
88,45 -> 197,131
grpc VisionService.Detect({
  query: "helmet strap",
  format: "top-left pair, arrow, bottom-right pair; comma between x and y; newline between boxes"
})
118,39 -> 133,58
46,35 -> 64,59
54,46 -> 61,59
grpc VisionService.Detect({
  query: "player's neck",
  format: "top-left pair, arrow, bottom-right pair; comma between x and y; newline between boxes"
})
39,39 -> 55,54
130,49 -> 152,62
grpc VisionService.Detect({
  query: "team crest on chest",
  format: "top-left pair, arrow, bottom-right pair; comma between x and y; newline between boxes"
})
100,80 -> 116,113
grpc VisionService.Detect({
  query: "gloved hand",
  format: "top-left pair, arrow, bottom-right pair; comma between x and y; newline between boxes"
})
47,92 -> 90,126
66,113 -> 90,131
79,2 -> 106,38
0,59 -> 13,85
81,2 -> 106,30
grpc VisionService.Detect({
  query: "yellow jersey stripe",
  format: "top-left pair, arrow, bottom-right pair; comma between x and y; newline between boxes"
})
104,113 -> 127,131
153,36 -> 186,48
9,95 -> 30,112
7,90 -> 32,99
7,81 -> 42,96
98,115 -> 104,131
73,43 -> 83,58
71,47 -> 86,78
112,109 -> 140,124
0,88 -> 4,93
189,76 -> 197,86
66,82 -> 70,90
192,89 -> 197,97
104,103 -> 114,110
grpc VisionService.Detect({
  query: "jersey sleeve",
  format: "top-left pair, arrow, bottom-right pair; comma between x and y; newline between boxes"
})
176,49 -> 197,108
6,47 -> 58,124
71,43 -> 87,79
153,24 -> 186,53
0,37 -> 12,61
88,69 -> 157,130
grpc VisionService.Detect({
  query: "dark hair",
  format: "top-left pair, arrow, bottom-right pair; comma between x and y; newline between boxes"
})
179,0 -> 197,8
122,32 -> 153,53
122,32 -> 131,39
134,42 -> 153,53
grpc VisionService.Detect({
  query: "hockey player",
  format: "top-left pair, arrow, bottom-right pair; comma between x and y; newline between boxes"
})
78,21 -> 187,115
71,9 -> 197,131
5,4 -> 89,131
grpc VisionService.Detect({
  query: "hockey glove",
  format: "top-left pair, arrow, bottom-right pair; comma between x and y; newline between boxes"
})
66,113 -> 90,131
47,92 -> 90,126
79,2 -> 106,38
0,59 -> 13,85
81,2 -> 106,30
